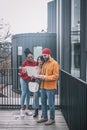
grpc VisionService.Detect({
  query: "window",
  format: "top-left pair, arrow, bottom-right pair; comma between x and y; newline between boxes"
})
33,46 -> 42,61
71,0 -> 80,78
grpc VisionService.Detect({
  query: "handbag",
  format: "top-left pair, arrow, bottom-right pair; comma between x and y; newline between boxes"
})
28,82 -> 39,92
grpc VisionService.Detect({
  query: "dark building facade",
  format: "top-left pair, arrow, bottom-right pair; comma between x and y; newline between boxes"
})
47,0 -> 56,33
12,33 -> 56,68
47,0 -> 87,82
12,33 -> 56,92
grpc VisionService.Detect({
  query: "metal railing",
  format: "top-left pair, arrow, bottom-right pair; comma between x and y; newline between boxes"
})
0,68 -> 59,109
60,69 -> 87,130
0,68 -> 21,109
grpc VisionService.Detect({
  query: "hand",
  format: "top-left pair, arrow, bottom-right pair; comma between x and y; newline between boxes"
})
22,67 -> 27,73
31,76 -> 36,80
39,75 -> 45,80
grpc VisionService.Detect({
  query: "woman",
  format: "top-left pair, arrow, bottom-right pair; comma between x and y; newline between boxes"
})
32,55 -> 44,118
20,48 -> 37,117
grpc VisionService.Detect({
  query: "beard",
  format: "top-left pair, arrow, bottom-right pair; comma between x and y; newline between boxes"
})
44,57 -> 49,62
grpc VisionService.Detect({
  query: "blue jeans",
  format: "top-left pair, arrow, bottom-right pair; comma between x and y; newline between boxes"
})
20,78 -> 30,108
32,90 -> 39,109
41,89 -> 55,120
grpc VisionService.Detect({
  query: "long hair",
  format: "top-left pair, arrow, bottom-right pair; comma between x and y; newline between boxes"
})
37,55 -> 45,65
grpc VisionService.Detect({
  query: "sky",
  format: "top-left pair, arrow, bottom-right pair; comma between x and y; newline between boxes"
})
0,0 -> 49,34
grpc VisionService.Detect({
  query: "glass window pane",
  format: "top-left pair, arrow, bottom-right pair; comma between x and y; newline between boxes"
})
71,0 -> 80,78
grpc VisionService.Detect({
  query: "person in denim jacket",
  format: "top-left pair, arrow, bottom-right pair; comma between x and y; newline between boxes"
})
32,55 -> 44,117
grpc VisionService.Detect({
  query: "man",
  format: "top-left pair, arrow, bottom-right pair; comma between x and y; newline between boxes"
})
37,48 -> 60,125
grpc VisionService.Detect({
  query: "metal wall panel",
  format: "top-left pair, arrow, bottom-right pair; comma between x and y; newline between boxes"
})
61,0 -> 71,73
12,33 -> 56,93
80,0 -> 87,81
12,33 -> 56,64
47,0 -> 56,33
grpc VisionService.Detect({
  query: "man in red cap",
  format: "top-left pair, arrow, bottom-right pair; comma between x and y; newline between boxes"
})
37,48 -> 60,125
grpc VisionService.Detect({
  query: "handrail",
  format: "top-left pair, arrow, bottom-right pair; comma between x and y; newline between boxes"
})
60,69 -> 87,130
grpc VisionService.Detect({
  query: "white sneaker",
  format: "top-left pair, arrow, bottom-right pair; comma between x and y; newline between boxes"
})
20,109 -> 25,117
25,110 -> 33,116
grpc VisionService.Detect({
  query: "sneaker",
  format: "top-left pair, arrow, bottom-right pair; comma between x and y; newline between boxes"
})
37,118 -> 48,123
14,115 -> 20,119
25,110 -> 33,116
20,109 -> 25,117
45,119 -> 55,125
33,109 -> 38,118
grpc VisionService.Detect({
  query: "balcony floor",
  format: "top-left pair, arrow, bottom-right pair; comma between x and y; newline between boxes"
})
0,109 -> 69,130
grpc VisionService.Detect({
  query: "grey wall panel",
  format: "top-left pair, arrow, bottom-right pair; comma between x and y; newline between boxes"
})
84,0 -> 87,51
61,0 -> 71,72
12,33 -> 56,66
56,0 -> 60,63
80,0 -> 87,81
47,0 -> 56,33
12,33 -> 56,92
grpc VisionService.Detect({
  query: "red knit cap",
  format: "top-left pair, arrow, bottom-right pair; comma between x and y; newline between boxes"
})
42,48 -> 51,54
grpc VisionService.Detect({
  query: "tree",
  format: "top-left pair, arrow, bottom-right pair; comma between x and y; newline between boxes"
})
0,18 -> 12,42
0,18 -> 12,69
